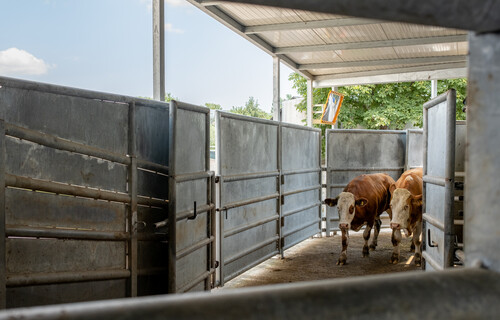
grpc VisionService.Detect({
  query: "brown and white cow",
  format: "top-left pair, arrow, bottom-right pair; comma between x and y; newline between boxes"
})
324,173 -> 394,265
389,167 -> 423,266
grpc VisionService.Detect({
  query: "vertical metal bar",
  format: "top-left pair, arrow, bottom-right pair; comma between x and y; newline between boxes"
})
0,120 -> 6,309
215,111 -> 224,286
444,90 -> 456,268
324,129 -> 331,236
128,102 -> 138,297
422,100 -> 428,270
168,101 -> 177,293
210,174 -> 216,287
318,129 -> 322,237
153,0 -> 165,101
278,122 -> 283,258
205,110 -> 212,290
307,79 -> 313,127
431,80 -> 438,98
273,56 -> 281,122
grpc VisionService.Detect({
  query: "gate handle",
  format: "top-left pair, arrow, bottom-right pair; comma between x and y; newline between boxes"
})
188,201 -> 197,220
428,229 -> 438,248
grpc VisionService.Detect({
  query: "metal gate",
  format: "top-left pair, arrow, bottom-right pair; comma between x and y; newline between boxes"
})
325,129 -> 406,233
168,101 -> 215,293
281,123 -> 321,251
422,90 -> 456,270
215,111 -> 280,285
0,77 -> 171,308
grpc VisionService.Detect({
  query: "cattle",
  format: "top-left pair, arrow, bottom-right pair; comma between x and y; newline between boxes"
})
389,167 -> 423,266
324,173 -> 394,265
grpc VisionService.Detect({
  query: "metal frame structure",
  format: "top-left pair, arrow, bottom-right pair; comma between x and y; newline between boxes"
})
422,90 -> 456,270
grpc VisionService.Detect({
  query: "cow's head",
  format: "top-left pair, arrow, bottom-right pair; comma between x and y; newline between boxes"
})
325,192 -> 367,230
389,187 -> 422,232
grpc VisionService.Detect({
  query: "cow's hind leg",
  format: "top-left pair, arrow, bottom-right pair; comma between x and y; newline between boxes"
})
390,228 -> 402,264
369,218 -> 381,250
413,221 -> 423,266
337,229 -> 349,265
362,224 -> 372,257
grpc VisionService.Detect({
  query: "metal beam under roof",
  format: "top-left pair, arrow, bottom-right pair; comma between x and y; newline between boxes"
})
186,0 -> 469,87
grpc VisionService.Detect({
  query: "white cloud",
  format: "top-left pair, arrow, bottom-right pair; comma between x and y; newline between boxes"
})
0,48 -> 50,76
165,23 -> 185,34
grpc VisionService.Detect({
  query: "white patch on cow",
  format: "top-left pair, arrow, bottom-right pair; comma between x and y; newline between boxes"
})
337,192 -> 355,229
390,188 -> 412,230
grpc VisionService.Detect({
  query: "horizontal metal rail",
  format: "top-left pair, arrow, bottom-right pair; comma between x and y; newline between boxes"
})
282,185 -> 321,197
6,269 -> 131,287
328,166 -> 404,172
280,122 -> 321,132
224,236 -> 279,265
175,204 -> 215,222
5,174 -> 168,208
283,202 -> 321,218
176,236 -> 215,260
6,123 -> 130,165
422,252 -> 444,271
220,171 -> 279,183
218,193 -> 279,211
0,75 -> 168,109
6,226 -> 129,241
224,215 -> 279,238
423,213 -> 445,231
329,183 -> 347,189
4,268 -> 499,319
282,168 -> 321,176
136,160 -> 169,175
423,175 -> 448,187
283,219 -> 320,238
217,110 -> 279,126
174,171 -> 214,183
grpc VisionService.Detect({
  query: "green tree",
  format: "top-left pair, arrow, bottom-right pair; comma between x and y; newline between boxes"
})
230,96 -> 272,120
205,103 -> 222,110
288,73 -> 467,130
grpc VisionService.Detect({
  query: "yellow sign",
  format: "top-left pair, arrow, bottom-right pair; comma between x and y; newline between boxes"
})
320,90 -> 344,125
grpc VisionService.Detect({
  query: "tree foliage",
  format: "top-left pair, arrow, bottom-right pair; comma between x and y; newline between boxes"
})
288,73 -> 467,130
229,96 -> 272,120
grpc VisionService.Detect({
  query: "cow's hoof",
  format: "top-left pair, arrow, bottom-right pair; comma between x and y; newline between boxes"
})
369,244 -> 377,251
390,254 -> 399,264
362,246 -> 370,257
336,258 -> 346,266
410,243 -> 416,252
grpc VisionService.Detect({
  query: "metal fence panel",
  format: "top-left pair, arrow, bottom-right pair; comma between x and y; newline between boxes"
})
326,129 -> 406,233
281,123 -> 321,250
216,111 -> 279,285
405,129 -> 424,170
422,90 -> 456,271
0,77 -> 172,308
170,101 -> 214,293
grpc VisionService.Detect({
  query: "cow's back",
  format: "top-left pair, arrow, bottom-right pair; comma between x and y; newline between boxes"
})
345,173 -> 394,227
395,168 -> 423,195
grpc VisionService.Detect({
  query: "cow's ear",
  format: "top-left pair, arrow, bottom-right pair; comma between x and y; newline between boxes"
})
412,194 -> 422,208
324,197 -> 339,207
389,183 -> 396,196
355,198 -> 368,207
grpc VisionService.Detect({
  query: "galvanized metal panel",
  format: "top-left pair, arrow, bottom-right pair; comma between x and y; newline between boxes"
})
6,188 -> 126,231
422,91 -> 456,271
216,111 -> 279,285
6,238 -> 125,274
171,102 -> 213,293
0,86 -> 128,154
7,279 -> 127,309
134,104 -> 169,167
405,129 -> 423,170
137,168 -> 169,200
5,137 -> 128,193
326,129 -> 406,233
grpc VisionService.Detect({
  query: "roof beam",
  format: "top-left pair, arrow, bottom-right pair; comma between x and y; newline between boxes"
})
298,55 -> 467,70
244,18 -> 384,34
210,0 -> 500,33
313,64 -> 467,88
275,34 -> 468,54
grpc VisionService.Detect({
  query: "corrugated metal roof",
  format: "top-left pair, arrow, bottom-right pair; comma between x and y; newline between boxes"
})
186,1 -> 468,87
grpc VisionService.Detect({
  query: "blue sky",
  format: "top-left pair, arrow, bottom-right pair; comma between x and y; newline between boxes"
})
0,0 -> 298,112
